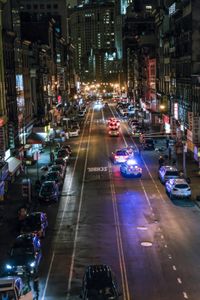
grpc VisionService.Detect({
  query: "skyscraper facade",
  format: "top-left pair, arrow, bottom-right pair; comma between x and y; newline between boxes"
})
69,1 -> 118,82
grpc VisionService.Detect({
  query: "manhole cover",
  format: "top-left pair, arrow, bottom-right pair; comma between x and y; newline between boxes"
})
137,226 -> 147,231
141,241 -> 153,247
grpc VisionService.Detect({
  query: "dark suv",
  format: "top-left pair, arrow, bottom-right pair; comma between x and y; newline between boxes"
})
80,265 -> 121,299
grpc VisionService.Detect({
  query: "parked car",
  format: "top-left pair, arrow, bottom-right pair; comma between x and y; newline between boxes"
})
61,144 -> 72,155
78,110 -> 85,118
19,212 -> 48,238
55,158 -> 67,170
142,138 -> 155,150
80,265 -> 121,300
120,159 -> 142,178
45,171 -> 63,189
0,276 -> 33,300
39,181 -> 59,202
50,164 -> 65,179
5,233 -> 42,276
68,126 -> 80,137
158,166 -> 180,184
57,149 -> 70,161
165,178 -> 191,199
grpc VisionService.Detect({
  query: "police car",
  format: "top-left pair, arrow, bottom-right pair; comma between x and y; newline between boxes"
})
120,159 -> 142,177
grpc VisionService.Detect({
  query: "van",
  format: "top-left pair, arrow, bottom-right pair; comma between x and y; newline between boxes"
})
0,276 -> 33,300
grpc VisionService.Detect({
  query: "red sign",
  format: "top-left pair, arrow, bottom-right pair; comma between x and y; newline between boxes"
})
0,118 -> 5,127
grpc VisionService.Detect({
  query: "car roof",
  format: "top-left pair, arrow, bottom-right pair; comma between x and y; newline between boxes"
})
171,178 -> 188,184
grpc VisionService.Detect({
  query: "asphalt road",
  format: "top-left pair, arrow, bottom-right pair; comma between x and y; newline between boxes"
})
1,103 -> 200,300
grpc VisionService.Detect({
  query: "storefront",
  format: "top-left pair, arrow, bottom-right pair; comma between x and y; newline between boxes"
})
4,149 -> 22,183
0,161 -> 9,200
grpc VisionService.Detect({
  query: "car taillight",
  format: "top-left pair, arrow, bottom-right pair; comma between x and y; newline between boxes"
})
124,155 -> 129,159
115,155 -> 119,159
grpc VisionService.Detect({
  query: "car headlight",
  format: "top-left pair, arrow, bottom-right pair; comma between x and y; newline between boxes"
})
6,264 -> 12,270
30,261 -> 36,268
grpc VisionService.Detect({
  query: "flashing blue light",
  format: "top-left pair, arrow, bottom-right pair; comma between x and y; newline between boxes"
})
127,159 -> 137,165
30,261 -> 36,268
6,264 -> 12,270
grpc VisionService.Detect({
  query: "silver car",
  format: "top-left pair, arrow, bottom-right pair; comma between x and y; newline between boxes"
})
165,178 -> 191,199
158,166 -> 179,184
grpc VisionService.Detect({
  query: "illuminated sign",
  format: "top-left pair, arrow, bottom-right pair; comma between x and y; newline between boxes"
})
174,103 -> 178,120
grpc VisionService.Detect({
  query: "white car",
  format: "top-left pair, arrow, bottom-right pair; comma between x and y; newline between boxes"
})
165,178 -> 191,199
158,166 -> 179,184
68,127 -> 80,137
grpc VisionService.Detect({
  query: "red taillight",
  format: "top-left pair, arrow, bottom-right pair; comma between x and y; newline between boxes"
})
115,155 -> 119,159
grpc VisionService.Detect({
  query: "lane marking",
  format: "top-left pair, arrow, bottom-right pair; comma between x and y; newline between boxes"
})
183,292 -> 189,299
41,109 -> 93,300
173,265 -> 177,271
66,109 -> 95,299
102,108 -> 130,300
177,277 -> 182,284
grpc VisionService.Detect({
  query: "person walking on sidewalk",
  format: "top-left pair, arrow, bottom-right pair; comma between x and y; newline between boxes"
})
50,151 -> 55,164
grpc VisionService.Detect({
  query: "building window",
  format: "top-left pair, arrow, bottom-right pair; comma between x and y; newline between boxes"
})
33,4 -> 38,9
26,4 -> 31,9
53,4 -> 58,9
47,4 -> 51,9
40,4 -> 44,9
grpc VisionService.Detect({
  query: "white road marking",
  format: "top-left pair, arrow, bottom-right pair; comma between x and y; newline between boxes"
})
172,265 -> 177,271
164,244 -> 168,248
177,277 -> 182,284
87,166 -> 108,172
66,109 -> 95,299
41,109 -> 93,300
168,254 -> 172,259
183,292 -> 189,299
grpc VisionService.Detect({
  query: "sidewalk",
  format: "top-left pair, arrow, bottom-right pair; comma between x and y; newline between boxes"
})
0,146 -> 52,229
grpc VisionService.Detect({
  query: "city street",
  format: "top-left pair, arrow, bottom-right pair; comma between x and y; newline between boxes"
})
1,103 -> 197,300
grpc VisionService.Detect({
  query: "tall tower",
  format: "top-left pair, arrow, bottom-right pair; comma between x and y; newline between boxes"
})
0,0 -> 8,156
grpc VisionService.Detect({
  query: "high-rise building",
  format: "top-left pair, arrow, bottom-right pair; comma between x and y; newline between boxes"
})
19,0 -> 68,42
69,1 -> 118,82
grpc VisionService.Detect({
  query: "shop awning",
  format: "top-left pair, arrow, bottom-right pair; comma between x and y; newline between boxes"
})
26,132 -> 45,144
7,157 -> 22,175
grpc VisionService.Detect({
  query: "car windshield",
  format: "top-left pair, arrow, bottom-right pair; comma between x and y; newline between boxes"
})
175,184 -> 189,189
46,173 -> 58,180
116,151 -> 127,156
165,171 -> 179,176
58,150 -> 68,156
22,215 -> 41,232
11,247 -> 34,256
52,166 -> 61,172
41,184 -> 54,194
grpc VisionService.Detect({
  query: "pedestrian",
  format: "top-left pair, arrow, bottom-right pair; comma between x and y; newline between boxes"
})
50,151 -> 54,163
